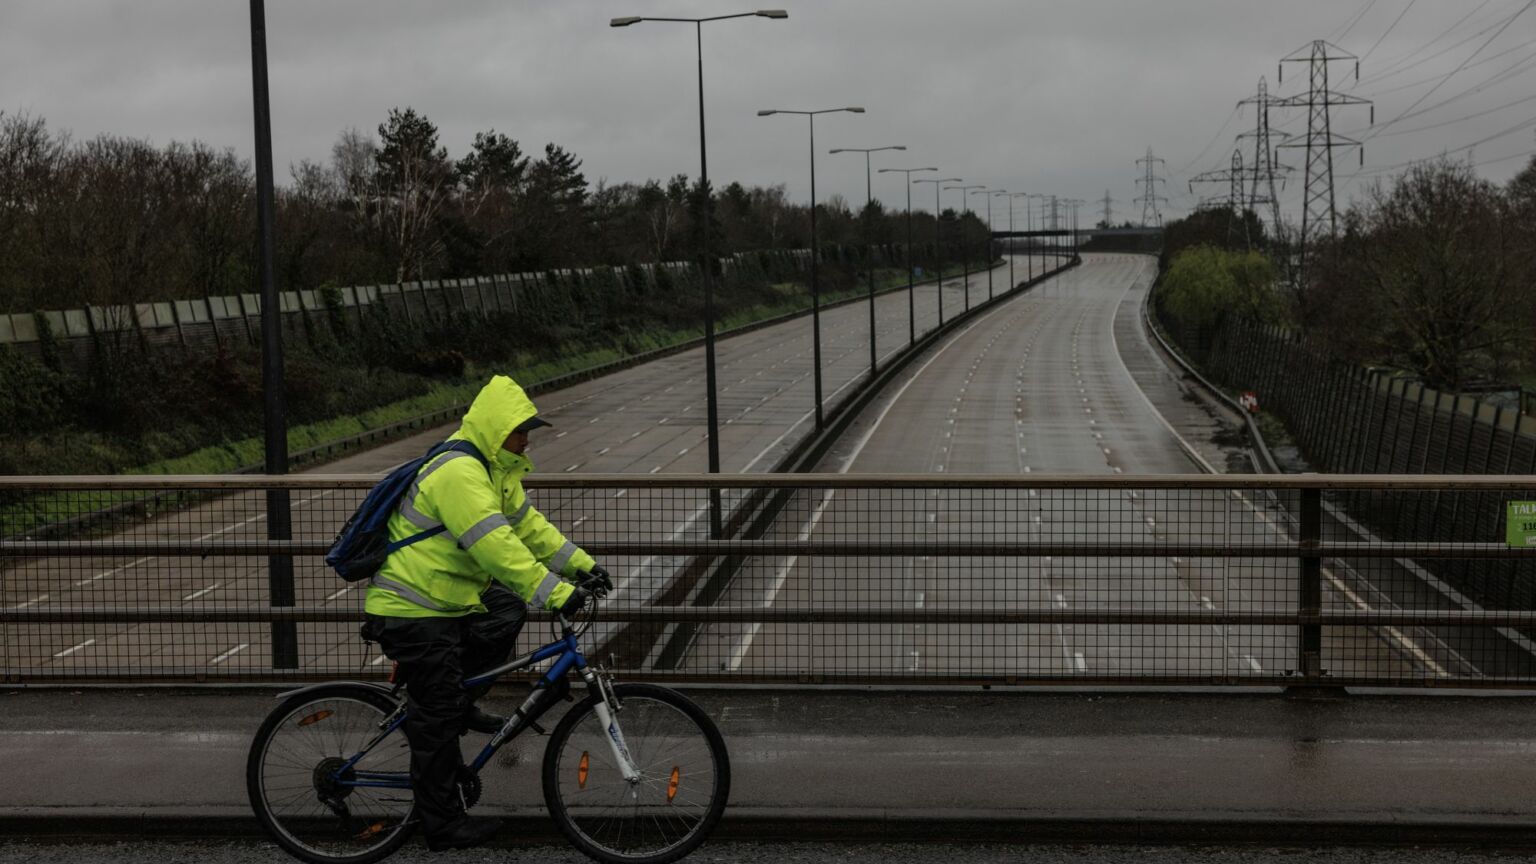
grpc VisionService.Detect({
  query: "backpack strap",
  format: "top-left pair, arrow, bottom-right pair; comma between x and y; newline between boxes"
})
384,439 -> 493,553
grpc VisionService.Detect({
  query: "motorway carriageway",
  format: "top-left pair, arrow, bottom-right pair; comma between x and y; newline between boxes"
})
686,254 -> 1473,683
2,254 -> 1068,676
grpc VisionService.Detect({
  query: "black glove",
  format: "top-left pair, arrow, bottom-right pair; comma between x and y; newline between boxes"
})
558,586 -> 592,617
581,566 -> 614,597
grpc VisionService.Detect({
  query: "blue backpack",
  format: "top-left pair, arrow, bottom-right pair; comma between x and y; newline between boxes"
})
326,439 -> 490,582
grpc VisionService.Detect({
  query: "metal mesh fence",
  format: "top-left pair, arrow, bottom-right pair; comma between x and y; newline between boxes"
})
3,475 -> 1535,687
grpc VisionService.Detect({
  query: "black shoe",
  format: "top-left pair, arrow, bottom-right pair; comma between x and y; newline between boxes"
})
464,706 -> 506,735
425,816 -> 502,852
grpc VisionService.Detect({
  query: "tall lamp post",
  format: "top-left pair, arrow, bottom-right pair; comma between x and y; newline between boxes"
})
612,9 -> 787,538
913,177 -> 962,327
830,145 -> 906,380
1008,192 -> 1030,288
248,0 -> 296,669
993,190 -> 1013,292
877,166 -> 937,345
758,106 -> 865,432
946,184 -> 985,311
974,187 -> 1002,300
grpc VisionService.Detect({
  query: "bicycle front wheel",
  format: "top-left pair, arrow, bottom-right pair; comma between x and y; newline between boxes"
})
543,683 -> 730,864
247,684 -> 415,864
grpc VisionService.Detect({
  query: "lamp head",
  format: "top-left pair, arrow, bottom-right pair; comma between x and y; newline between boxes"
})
757,109 -> 778,116
846,107 -> 866,113
610,16 -> 642,27
757,9 -> 789,18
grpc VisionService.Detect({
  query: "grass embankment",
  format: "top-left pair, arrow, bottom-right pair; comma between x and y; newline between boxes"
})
5,262 -> 1021,535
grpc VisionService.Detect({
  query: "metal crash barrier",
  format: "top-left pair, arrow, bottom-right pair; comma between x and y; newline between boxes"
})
3,473 -> 1535,687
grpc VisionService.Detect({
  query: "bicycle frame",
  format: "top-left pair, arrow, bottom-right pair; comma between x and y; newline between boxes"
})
328,616 -> 640,791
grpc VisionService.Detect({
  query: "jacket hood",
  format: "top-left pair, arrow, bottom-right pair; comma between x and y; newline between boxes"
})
454,375 -> 540,462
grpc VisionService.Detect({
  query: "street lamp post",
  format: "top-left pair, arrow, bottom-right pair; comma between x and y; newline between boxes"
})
877,166 -> 937,346
974,187 -> 1002,300
1008,192 -> 1030,288
758,106 -> 865,432
249,0 -> 295,670
946,184 -> 985,311
913,177 -> 961,327
994,190 -> 1013,291
612,9 -> 787,538
831,145 -> 906,380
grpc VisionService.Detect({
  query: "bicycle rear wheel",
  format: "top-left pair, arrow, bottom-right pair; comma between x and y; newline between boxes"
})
542,683 -> 730,864
247,684 -> 415,864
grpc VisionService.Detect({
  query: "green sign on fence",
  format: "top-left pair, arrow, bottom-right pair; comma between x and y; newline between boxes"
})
1508,502 -> 1536,548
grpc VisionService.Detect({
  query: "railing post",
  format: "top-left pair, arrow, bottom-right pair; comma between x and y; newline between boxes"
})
1296,486 -> 1324,686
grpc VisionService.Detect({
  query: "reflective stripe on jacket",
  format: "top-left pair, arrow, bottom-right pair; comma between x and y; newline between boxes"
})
364,375 -> 592,618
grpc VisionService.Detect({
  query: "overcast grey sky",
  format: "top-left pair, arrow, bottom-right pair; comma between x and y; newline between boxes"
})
4,1 -> 1535,226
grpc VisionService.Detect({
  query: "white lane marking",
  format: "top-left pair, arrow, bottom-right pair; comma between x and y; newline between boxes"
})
572,516 -> 589,528
1054,593 -> 1068,609
324,586 -> 354,602
210,643 -> 250,665
182,584 -> 221,601
649,466 -> 662,474
76,557 -> 153,587
1073,652 -> 1087,672
1201,595 -> 1215,610
612,490 -> 627,499
915,591 -> 926,609
13,594 -> 49,609
1244,655 -> 1263,673
726,488 -> 837,671
564,463 -> 581,472
596,447 -> 610,456
678,448 -> 690,456
53,639 -> 96,659
555,431 -> 568,439
1108,269 -> 1216,473
725,317 -> 993,668
370,654 -> 390,666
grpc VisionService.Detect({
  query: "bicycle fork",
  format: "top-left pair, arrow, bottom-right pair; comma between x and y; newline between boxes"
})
582,667 -> 641,783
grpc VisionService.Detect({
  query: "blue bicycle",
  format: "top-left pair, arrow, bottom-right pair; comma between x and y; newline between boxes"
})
246,594 -> 730,864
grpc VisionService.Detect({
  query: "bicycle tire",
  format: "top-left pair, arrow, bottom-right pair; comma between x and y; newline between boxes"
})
542,683 -> 730,864
247,684 -> 416,864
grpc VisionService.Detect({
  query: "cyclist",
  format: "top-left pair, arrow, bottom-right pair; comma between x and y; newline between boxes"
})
361,374 -> 612,851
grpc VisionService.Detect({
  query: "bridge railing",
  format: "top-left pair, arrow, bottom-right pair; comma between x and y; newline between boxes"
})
3,474 -> 1534,688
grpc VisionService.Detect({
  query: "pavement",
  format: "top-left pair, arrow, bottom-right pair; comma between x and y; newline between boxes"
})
4,687 -> 1536,848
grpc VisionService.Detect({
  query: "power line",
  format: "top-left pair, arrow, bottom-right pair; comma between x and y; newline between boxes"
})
1364,0 -> 1536,142
1358,0 -> 1494,83
1363,36 -> 1536,98
1169,105 -> 1241,179
1332,0 -> 1381,42
1361,0 -> 1419,62
1371,91 -> 1536,138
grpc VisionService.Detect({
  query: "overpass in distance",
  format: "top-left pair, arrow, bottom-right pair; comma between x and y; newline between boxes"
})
2,252 -> 1533,687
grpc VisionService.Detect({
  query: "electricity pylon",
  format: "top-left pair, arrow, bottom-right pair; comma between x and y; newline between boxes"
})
1189,149 -> 1252,247
1236,76 -> 1290,244
1275,40 -> 1373,273
1135,148 -> 1167,227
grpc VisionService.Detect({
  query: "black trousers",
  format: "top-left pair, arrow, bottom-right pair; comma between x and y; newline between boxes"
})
362,584 -> 526,834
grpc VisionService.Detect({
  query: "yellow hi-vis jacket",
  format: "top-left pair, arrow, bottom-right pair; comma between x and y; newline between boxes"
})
364,375 -> 592,618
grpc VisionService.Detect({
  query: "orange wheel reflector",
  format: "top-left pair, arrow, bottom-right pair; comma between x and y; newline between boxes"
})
578,752 -> 590,789
667,766 -> 680,803
354,821 -> 386,840
297,709 -> 334,727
